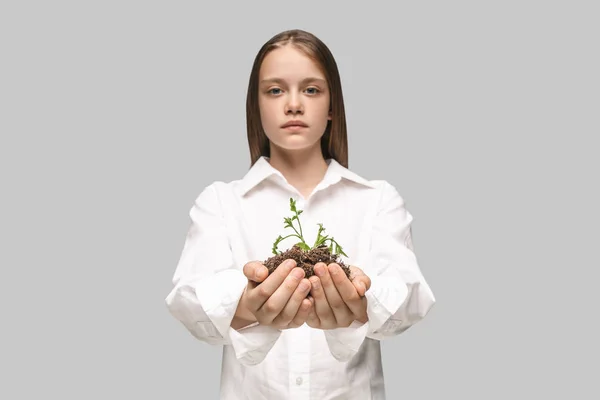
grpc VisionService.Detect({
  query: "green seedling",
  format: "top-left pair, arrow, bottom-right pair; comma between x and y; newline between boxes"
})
271,197 -> 348,257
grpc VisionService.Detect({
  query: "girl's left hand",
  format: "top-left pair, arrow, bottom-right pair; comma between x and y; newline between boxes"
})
306,263 -> 371,329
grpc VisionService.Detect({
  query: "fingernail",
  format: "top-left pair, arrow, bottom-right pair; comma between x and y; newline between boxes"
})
311,278 -> 321,290
292,268 -> 304,279
286,259 -> 296,268
299,281 -> 310,291
329,265 -> 338,276
255,269 -> 263,280
315,265 -> 325,277
360,282 -> 366,292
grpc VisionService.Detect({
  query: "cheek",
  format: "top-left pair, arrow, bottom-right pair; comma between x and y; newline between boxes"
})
259,101 -> 275,125
259,102 -> 282,140
316,95 -> 331,115
312,100 -> 331,121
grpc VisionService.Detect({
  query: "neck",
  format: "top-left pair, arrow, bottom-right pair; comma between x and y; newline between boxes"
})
267,144 -> 329,196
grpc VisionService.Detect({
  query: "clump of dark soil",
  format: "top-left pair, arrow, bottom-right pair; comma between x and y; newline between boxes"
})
263,243 -> 351,279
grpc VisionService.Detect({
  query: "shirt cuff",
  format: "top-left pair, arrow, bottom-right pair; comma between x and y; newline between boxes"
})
195,269 -> 282,364
228,324 -> 282,365
364,273 -> 409,335
322,271 -> 413,361
324,320 -> 370,361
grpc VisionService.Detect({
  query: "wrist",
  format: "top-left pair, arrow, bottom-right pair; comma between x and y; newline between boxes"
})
234,288 -> 257,322
231,315 -> 257,330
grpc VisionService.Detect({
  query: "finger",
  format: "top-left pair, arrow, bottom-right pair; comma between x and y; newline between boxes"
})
273,278 -> 311,327
243,261 -> 268,283
306,294 -> 320,328
258,267 -> 304,320
354,297 -> 369,324
344,268 -> 370,318
315,263 -> 353,326
309,274 -> 335,328
352,276 -> 370,297
288,297 -> 312,329
352,280 -> 365,297
349,266 -> 371,290
248,259 -> 296,310
348,265 -> 363,279
328,263 -> 360,326
329,263 -> 361,302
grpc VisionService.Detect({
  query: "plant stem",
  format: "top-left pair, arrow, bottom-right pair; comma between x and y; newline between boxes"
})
296,210 -> 303,240
280,233 -> 302,243
289,224 -> 305,245
314,237 -> 327,248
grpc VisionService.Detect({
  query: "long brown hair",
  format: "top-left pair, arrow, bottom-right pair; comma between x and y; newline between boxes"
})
245,29 -> 349,168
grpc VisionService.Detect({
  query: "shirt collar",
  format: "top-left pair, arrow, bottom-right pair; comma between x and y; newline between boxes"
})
237,156 -> 376,197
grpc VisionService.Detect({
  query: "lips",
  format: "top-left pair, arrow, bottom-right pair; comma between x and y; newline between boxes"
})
281,120 -> 308,128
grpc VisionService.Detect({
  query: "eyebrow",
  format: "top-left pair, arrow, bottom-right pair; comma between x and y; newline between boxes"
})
260,77 -> 327,86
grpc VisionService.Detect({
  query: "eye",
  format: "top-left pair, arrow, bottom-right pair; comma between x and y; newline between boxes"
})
305,87 -> 320,95
268,88 -> 282,95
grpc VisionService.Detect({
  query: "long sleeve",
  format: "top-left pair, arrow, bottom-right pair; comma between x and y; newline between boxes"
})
165,183 -> 282,365
324,181 -> 436,361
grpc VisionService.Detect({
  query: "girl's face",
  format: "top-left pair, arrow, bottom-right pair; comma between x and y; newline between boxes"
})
258,45 -> 331,155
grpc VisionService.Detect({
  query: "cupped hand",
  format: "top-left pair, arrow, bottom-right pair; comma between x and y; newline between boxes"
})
306,263 -> 371,329
238,259 -> 313,329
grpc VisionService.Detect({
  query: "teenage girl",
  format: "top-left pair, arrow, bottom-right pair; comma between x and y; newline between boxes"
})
166,29 -> 435,400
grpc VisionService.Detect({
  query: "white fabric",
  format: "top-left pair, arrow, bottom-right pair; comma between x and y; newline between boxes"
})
165,156 -> 435,399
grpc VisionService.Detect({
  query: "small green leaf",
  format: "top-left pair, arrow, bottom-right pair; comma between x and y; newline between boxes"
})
297,242 -> 310,251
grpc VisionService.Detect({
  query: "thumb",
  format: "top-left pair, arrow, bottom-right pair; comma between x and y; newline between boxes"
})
253,264 -> 268,282
353,276 -> 371,296
243,261 -> 268,283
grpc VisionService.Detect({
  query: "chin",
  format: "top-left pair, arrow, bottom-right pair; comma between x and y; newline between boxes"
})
276,144 -> 313,152
270,137 -> 319,151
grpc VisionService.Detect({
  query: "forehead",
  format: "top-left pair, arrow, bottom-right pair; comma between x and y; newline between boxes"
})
259,45 -> 325,80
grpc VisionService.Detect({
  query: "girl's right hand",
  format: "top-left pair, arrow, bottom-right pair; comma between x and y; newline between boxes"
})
237,259 -> 313,329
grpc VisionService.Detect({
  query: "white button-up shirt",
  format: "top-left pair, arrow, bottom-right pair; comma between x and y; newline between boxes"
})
165,156 -> 435,400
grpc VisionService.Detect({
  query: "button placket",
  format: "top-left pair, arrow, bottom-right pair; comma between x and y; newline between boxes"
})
288,326 -> 310,397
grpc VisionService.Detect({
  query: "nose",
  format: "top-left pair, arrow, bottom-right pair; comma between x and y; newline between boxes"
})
285,93 -> 303,115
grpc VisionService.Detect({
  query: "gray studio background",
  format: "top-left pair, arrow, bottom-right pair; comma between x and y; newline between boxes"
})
1,1 -> 598,399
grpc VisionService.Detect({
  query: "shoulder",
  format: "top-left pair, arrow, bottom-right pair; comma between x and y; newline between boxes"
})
343,165 -> 404,200
182,180 -> 237,220
360,178 -> 408,211
358,177 -> 405,198
189,179 -> 242,208
191,179 -> 232,198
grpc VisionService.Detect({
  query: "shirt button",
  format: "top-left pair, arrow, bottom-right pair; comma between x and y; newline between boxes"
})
296,377 -> 303,385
